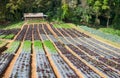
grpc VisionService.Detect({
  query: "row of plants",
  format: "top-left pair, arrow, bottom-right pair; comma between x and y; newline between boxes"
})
79,26 -> 120,43
0,41 -> 20,75
5,41 -> 20,53
44,40 -> 57,54
34,40 -> 56,77
99,28 -> 120,36
34,40 -> 45,54
10,40 -> 31,77
0,34 -> 14,39
22,41 -> 31,52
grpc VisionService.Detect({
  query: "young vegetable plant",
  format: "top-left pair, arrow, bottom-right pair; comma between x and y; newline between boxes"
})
44,40 -> 57,53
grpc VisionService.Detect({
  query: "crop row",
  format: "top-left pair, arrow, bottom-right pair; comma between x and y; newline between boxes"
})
0,29 -> 20,39
80,26 -> 120,43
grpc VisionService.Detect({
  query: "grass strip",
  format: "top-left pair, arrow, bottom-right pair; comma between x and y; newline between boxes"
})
26,20 -> 47,24
99,28 -> 120,36
54,23 -> 73,29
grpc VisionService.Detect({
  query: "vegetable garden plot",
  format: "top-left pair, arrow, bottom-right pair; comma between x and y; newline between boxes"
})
49,24 -> 63,37
43,25 -> 58,42
78,37 -> 120,58
88,38 -> 120,53
42,26 -> 80,78
25,25 -> 33,40
0,29 -> 20,39
10,52 -> 31,78
69,28 -> 90,38
43,24 -> 53,35
69,28 -> 120,56
52,25 -> 120,71
77,45 -> 120,70
58,28 -> 69,37
54,43 -> 101,78
33,24 -> 40,40
10,41 -> 31,78
67,44 -> 120,77
58,37 -> 70,45
81,56 -> 120,78
38,24 -> 48,41
0,53 -> 14,75
60,28 -> 119,62
15,25 -> 28,41
36,54 -> 55,78
34,41 -> 56,78
0,41 -> 20,75
51,54 -> 78,78
1,23 -> 120,78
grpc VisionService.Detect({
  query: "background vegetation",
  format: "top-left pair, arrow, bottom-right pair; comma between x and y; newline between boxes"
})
0,0 -> 120,30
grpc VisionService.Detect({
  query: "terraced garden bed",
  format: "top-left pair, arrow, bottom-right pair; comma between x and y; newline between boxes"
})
0,23 -> 120,78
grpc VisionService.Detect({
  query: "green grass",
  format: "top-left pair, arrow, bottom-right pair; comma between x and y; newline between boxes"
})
34,40 -> 42,49
44,40 -> 57,53
26,20 -> 47,24
99,28 -> 120,36
53,23 -> 73,28
0,21 -> 24,29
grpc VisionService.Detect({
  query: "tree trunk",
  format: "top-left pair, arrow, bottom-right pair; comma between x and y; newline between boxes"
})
107,17 -> 110,28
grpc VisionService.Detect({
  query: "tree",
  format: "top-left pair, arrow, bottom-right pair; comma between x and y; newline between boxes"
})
6,0 -> 25,21
112,0 -> 120,25
102,0 -> 110,27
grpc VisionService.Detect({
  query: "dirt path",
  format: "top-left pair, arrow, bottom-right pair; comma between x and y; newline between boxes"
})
31,24 -> 37,78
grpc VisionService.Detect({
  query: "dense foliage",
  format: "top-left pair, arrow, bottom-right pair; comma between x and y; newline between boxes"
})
0,0 -> 120,28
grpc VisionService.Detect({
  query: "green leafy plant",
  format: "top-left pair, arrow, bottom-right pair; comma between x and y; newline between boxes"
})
44,40 -> 57,53
5,41 -> 20,53
22,41 -> 31,52
4,34 -> 14,39
34,40 -> 42,49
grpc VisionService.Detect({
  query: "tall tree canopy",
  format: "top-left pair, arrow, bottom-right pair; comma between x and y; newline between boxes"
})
0,0 -> 120,28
